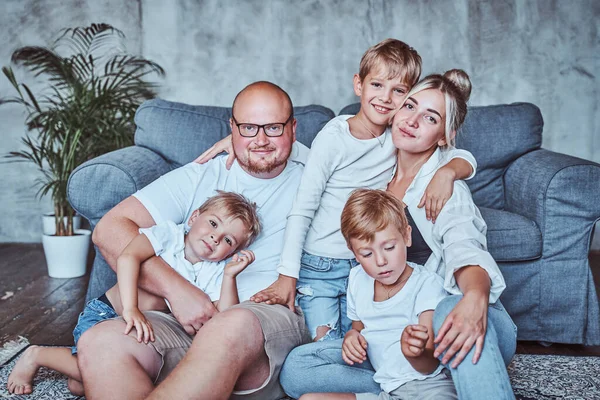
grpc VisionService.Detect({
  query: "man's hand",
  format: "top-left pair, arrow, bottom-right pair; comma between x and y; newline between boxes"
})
342,329 -> 368,365
250,274 -> 296,311
167,283 -> 218,335
401,324 -> 429,358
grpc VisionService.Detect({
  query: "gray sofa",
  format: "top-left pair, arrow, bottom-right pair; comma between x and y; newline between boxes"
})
68,98 -> 600,346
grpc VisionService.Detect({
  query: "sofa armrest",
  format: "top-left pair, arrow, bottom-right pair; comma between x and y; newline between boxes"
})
504,149 -> 600,254
504,149 -> 600,256
68,146 -> 173,227
504,149 -> 600,344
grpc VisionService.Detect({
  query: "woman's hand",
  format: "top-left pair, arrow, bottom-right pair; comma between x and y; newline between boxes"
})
193,135 -> 235,169
418,167 -> 454,223
342,329 -> 368,365
433,291 -> 488,368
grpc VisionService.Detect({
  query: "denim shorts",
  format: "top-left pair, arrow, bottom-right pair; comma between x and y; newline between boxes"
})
71,296 -> 118,354
296,251 -> 359,340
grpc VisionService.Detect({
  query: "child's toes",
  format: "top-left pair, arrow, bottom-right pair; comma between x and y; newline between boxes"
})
14,384 -> 23,395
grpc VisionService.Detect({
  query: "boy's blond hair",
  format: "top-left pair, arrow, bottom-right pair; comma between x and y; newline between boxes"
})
341,189 -> 409,247
358,38 -> 422,87
196,190 -> 262,249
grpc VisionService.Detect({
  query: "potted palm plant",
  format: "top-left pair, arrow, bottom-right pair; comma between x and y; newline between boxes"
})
1,23 -> 164,278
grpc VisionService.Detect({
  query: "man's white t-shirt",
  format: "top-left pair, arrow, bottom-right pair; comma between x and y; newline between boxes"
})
133,156 -> 304,302
139,221 -> 224,302
347,263 -> 448,393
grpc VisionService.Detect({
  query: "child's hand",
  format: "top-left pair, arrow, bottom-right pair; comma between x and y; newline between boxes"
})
123,308 -> 155,344
224,250 -> 255,278
342,329 -> 368,365
418,167 -> 454,223
401,324 -> 429,358
193,135 -> 235,169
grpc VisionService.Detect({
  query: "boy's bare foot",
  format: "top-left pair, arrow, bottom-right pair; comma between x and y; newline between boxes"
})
7,345 -> 41,395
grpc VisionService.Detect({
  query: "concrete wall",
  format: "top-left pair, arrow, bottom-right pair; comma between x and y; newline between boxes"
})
1,0 -> 599,243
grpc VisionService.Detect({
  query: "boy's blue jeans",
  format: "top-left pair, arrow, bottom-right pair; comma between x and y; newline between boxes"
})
280,295 -> 517,400
296,251 -> 359,340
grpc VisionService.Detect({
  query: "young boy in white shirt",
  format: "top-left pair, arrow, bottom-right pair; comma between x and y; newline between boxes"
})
277,39 -> 477,341
7,191 -> 261,396
300,189 -> 456,400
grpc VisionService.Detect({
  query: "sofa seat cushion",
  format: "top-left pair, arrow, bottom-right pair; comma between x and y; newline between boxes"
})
480,207 -> 542,262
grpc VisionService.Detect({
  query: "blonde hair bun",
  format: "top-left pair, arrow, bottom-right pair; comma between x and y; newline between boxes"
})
443,69 -> 472,103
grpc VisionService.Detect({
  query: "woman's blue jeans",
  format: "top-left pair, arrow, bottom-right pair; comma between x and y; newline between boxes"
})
280,295 -> 517,399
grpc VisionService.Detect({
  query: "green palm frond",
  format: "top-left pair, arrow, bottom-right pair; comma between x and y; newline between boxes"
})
1,23 -> 164,235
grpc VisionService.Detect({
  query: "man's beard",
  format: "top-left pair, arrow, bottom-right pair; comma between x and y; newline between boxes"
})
235,146 -> 290,174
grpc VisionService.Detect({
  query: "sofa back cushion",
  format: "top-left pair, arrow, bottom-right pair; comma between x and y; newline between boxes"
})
338,102 -> 544,210
457,103 -> 543,209
134,99 -> 335,166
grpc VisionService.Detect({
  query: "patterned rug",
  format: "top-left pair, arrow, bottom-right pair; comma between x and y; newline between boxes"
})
0,349 -> 598,399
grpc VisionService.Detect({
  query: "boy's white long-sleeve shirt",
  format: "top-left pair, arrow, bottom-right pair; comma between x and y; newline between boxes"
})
277,116 -> 477,279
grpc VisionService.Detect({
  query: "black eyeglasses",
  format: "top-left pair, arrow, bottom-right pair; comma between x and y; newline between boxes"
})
231,113 -> 293,137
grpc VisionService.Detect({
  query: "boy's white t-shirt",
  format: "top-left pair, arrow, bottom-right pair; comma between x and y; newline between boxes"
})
133,155 -> 304,302
139,221 -> 224,302
347,263 -> 448,393
277,115 -> 477,279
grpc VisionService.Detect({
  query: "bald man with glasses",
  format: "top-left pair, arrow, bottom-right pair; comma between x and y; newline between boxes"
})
80,81 -> 311,400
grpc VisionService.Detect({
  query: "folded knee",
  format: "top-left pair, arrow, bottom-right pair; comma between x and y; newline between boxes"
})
203,308 -> 262,349
76,320 -> 124,370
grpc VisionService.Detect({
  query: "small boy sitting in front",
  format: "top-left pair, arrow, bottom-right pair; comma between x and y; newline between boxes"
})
300,189 -> 456,400
7,190 -> 261,396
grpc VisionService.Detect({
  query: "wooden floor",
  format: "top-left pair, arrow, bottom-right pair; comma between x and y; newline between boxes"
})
0,243 -> 599,355
0,243 -> 90,347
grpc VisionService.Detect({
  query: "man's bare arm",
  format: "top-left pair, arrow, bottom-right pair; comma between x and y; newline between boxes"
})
93,196 -> 217,333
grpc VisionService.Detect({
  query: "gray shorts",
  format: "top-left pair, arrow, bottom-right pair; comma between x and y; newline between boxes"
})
143,301 -> 311,400
355,369 -> 457,400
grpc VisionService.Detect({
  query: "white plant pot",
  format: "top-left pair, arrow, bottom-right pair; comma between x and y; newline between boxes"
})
42,213 -> 82,235
42,229 -> 91,278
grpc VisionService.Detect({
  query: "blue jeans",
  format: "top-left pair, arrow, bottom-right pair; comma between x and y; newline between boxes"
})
280,295 -> 517,400
296,251 -> 358,340
71,296 -> 118,354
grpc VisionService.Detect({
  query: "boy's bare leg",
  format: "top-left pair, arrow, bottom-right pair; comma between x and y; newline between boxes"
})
77,319 -> 162,400
7,346 -> 81,395
147,308 -> 269,400
105,284 -> 168,315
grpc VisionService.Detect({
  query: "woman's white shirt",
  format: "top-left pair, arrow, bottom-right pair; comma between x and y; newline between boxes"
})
402,148 -> 506,303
